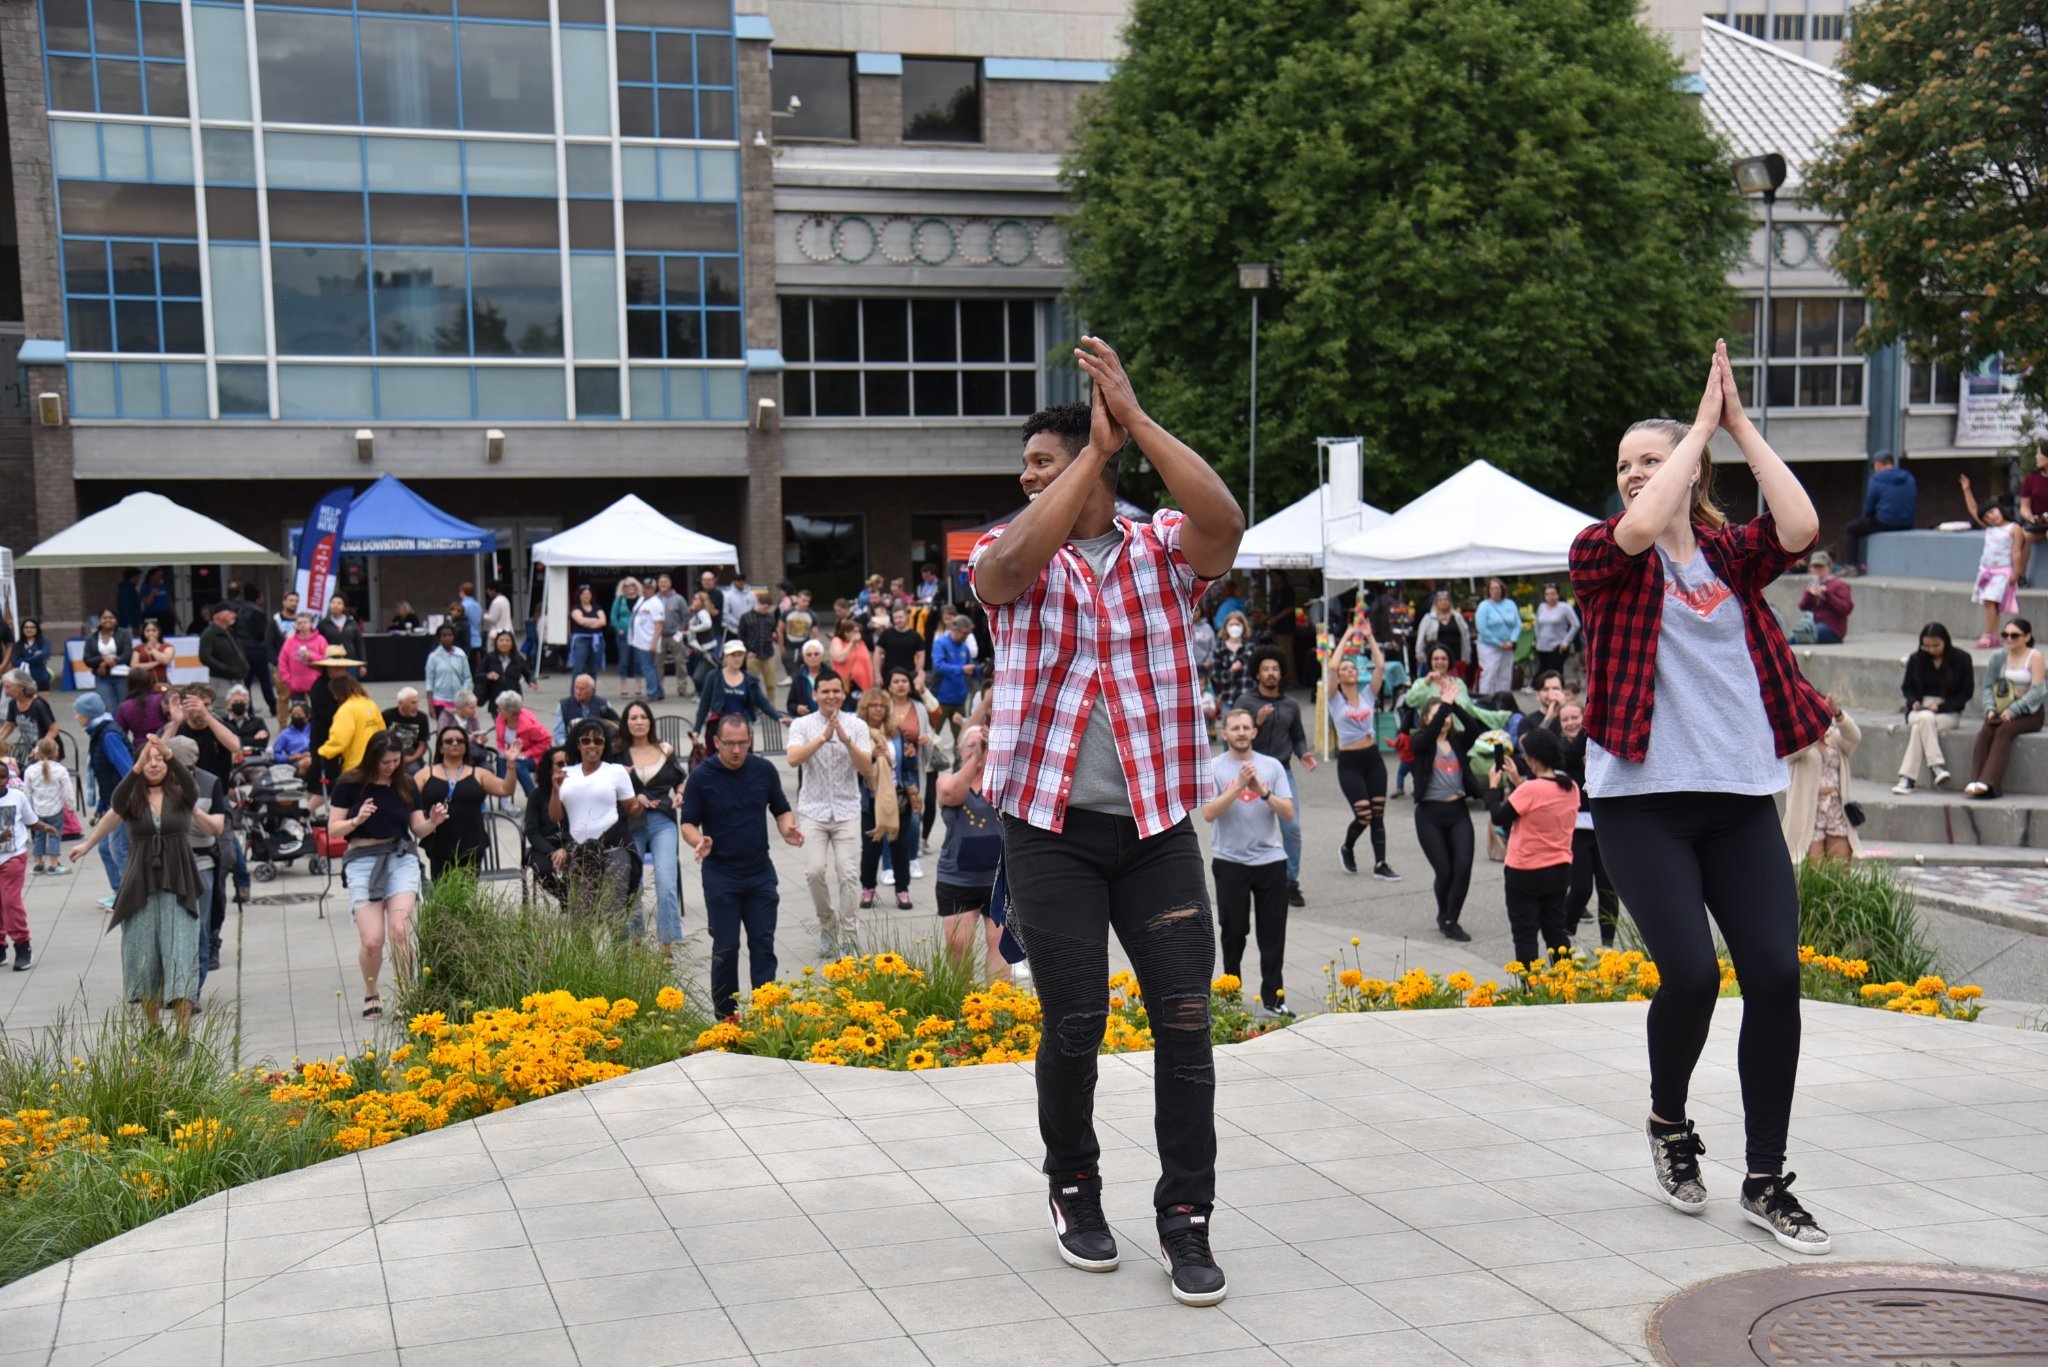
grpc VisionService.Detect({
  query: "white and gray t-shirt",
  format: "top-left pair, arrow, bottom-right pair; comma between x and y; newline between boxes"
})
1065,530 -> 1135,816
1208,751 -> 1291,866
1587,545 -> 1786,799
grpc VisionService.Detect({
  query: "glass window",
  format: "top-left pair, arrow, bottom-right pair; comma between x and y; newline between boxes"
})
697,35 -> 734,87
139,2 -> 183,59
69,297 -> 114,351
467,197 -> 559,249
192,4 -> 252,120
770,52 -> 854,140
101,123 -> 150,180
570,253 -> 620,359
267,132 -> 367,190
94,0 -> 139,55
206,187 -> 261,241
360,16 -> 459,129
658,148 -> 697,200
377,364 -> 473,418
463,139 -> 556,195
165,361 -> 208,416
97,59 -> 145,115
46,56 -> 98,111
781,296 -> 809,362
698,149 -> 738,200
1733,13 -> 1766,39
615,29 -> 653,83
863,299 -> 907,361
44,0 -> 92,53
50,122 -> 100,179
62,235 -> 202,355
58,180 -> 196,236
567,200 -> 615,251
148,126 -> 193,182
255,8 -> 361,126
617,88 -> 653,139
902,58 -> 980,143
369,193 -> 466,246
209,243 -> 269,354
1815,15 -> 1845,42
669,367 -> 705,419
621,146 -> 658,200
144,62 -> 188,117
703,256 -> 739,307
458,21 -> 553,134
469,252 -> 562,356
476,366 -> 566,418
1798,298 -> 1839,356
119,360 -> 164,416
1773,14 -> 1805,41
782,296 -> 1043,419
960,299 -> 1005,362
575,367 -> 621,417
621,202 -> 737,252
217,363 -> 269,417
271,246 -> 373,355
628,366 -> 662,420
373,249 -> 468,354
278,363 -> 374,418
560,27 -> 613,137
365,136 -> 463,193
782,514 -> 864,586
268,189 -> 365,244
64,240 -> 109,296
812,297 -> 857,361
613,0 -> 726,23
566,145 -> 612,197
71,360 -> 118,415
912,299 -> 956,362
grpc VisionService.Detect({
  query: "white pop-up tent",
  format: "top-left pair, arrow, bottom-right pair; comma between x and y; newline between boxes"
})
1323,460 -> 1595,581
1235,486 -> 1391,569
530,495 -> 740,646
16,491 -> 287,567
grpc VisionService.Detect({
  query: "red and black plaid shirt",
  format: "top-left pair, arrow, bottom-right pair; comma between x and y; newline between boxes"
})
1570,511 -> 1830,764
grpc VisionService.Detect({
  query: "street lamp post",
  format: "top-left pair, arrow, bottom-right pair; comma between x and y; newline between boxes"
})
1239,262 -> 1272,525
1732,153 -> 1788,442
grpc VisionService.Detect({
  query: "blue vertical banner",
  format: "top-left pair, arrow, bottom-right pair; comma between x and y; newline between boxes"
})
295,487 -> 354,618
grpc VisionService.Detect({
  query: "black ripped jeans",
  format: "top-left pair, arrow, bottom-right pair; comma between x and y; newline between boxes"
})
1002,810 -> 1217,1212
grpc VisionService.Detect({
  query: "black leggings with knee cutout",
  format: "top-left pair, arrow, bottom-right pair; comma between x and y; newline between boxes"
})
1000,810 -> 1218,1211
1337,747 -> 1389,865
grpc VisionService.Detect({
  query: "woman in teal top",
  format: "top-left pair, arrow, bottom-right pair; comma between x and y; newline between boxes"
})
609,577 -> 643,692
1474,579 -> 1522,696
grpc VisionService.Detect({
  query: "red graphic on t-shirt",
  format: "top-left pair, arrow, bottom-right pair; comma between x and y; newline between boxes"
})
1665,575 -> 1732,620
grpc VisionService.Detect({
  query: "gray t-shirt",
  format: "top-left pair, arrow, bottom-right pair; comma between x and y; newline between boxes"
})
1208,751 -> 1291,865
1065,530 -> 1134,816
1586,545 -> 1787,798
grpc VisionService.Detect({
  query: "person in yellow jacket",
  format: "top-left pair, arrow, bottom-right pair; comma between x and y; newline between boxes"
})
318,669 -> 385,773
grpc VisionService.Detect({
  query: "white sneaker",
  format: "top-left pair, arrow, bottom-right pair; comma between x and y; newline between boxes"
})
1932,767 -> 1953,789
910,859 -> 924,880
1892,777 -> 1916,794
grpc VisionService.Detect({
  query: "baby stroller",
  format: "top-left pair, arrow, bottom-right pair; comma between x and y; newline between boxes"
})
232,759 -> 317,880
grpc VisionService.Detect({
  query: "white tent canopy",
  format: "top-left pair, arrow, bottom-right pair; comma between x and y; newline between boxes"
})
529,494 -> 739,569
1323,460 -> 1595,580
1235,485 -> 1391,569
16,491 -> 287,567
531,495 -> 740,648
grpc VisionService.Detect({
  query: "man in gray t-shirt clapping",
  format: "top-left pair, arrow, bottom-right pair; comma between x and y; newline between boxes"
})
1201,706 -> 1295,1016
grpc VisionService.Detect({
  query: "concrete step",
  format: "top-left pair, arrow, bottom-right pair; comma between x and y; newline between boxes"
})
1788,634 -> 1971,713
1846,709 -> 2048,796
1765,573 -> 2048,639
1838,778 -> 2048,847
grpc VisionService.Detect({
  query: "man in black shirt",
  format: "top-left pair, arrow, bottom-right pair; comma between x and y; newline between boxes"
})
678,713 -> 803,1017
381,688 -> 431,768
235,585 -> 277,712
1249,649 -> 1316,907
876,604 -> 927,686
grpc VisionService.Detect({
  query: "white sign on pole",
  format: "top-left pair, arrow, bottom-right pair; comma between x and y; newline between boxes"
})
1955,372 -> 2035,448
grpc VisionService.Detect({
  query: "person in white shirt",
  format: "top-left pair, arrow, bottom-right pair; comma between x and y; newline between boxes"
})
549,719 -> 645,910
721,576 -> 754,639
630,589 -> 668,703
483,584 -> 515,642
783,673 -> 870,957
0,760 -> 34,968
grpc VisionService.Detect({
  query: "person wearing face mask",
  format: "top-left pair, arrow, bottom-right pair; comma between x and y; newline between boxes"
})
223,686 -> 270,753
1210,611 -> 1255,716
272,705 -> 313,765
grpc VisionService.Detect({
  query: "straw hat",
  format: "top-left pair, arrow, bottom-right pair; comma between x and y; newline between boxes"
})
318,644 -> 367,668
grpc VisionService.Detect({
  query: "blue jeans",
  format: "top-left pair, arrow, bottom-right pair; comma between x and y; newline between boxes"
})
32,829 -> 61,859
1276,778 -> 1302,885
635,646 -> 664,701
629,815 -> 682,944
97,822 -> 130,897
94,677 -> 122,716
702,868 -> 777,1019
512,756 -> 536,799
194,866 -> 215,998
567,633 -> 605,678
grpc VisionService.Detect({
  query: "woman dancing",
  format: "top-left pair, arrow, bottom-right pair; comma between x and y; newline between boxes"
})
1572,338 -> 1834,1256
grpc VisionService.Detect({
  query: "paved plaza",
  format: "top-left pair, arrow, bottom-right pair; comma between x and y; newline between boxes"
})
3,1000 -> 2047,1366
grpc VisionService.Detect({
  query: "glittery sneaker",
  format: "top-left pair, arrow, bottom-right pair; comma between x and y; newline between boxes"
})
1740,1173 -> 1832,1255
1647,1118 -> 1708,1214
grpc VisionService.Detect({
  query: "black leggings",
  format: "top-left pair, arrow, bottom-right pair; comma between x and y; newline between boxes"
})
1593,792 -> 1801,1176
1413,799 -> 1474,927
1566,827 -> 1620,944
1503,862 -> 1572,966
1336,747 -> 1388,866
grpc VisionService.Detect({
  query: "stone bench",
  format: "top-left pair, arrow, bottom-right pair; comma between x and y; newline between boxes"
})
1866,529 -> 1990,584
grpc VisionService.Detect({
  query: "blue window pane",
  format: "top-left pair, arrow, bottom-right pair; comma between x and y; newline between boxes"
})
470,252 -> 563,356
158,241 -> 201,295
620,147 -> 657,201
458,22 -> 552,134
202,129 -> 256,185
111,241 -> 155,295
254,10 -> 359,126
560,27 -> 612,137
705,311 -> 740,360
366,136 -> 463,193
697,150 -> 738,201
143,61 -> 187,118
657,88 -> 694,140
139,2 -> 184,60
668,367 -> 704,419
654,33 -> 692,85
661,256 -> 700,306
565,145 -> 612,197
97,60 -> 144,114
697,35 -> 734,86
217,363 -> 269,416
278,364 -> 374,418
118,360 -> 164,416
628,367 -> 662,420
164,362 -> 208,417
703,256 -> 739,306
209,243 -> 268,354
360,16 -> 459,129
115,297 -> 160,352
43,0 -> 91,52
63,240 -> 109,295
68,299 -> 114,352
50,122 -> 100,179
706,368 -> 744,420
463,140 -> 555,195
95,0 -> 140,55
574,366 -> 619,417
570,253 -> 619,360
71,360 -> 117,415
663,310 -> 700,359
101,123 -> 150,180
46,56 -> 98,112
272,246 -> 372,355
148,126 -> 194,183
377,365 -> 473,418
476,366 -> 565,418
372,249 -> 468,355
266,132 -> 366,191
625,310 -> 661,358
192,5 -> 252,120
697,90 -> 734,142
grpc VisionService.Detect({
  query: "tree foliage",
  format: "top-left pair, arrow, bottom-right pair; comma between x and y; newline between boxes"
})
1064,0 -> 1750,514
1807,0 -> 2047,411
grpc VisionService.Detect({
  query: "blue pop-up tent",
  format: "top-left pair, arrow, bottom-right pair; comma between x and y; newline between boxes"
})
340,475 -> 497,555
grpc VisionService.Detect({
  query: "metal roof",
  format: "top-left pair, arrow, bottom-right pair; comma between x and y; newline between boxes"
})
1700,17 -> 1857,190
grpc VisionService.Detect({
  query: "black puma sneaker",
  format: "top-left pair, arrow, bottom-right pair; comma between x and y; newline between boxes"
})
1048,1173 -> 1118,1271
1157,1205 -> 1227,1307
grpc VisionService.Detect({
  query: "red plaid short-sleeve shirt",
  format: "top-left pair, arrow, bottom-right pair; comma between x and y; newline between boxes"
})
1570,510 -> 1831,763
969,510 -> 1209,837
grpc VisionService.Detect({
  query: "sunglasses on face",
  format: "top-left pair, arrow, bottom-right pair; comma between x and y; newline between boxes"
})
2004,631 -> 2026,639
577,735 -> 606,747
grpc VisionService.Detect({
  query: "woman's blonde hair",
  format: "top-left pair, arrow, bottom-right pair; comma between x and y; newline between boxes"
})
1624,418 -> 1726,531
857,688 -> 895,735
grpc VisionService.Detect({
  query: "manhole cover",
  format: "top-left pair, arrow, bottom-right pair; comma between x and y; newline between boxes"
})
244,893 -> 326,907
1650,1263 -> 2048,1366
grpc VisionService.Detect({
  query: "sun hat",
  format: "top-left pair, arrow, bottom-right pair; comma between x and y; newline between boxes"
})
318,644 -> 368,668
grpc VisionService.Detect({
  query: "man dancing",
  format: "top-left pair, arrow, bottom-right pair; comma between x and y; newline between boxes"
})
970,336 -> 1245,1308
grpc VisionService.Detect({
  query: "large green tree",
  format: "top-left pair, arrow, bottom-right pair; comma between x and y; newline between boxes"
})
1065,0 -> 1750,514
1807,0 -> 2046,412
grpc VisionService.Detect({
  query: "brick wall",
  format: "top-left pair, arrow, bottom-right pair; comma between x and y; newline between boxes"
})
2,0 -> 83,626
984,80 -> 1093,153
739,33 -> 786,586
855,72 -> 900,145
